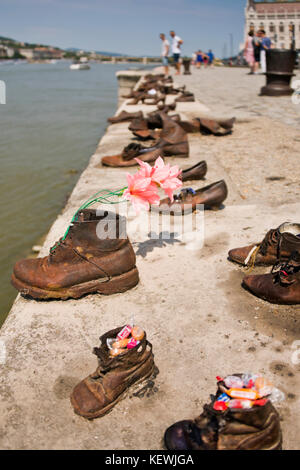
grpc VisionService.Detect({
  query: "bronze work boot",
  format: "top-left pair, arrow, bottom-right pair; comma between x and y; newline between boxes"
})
107,110 -> 143,124
11,210 -> 139,300
243,251 -> 300,305
102,113 -> 189,167
70,326 -> 157,419
156,180 -> 228,215
180,161 -> 207,182
228,223 -> 300,267
129,113 -> 181,140
164,377 -> 282,450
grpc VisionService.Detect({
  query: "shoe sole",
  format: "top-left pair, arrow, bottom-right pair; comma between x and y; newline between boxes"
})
227,256 -> 274,267
70,363 -> 157,420
155,203 -> 223,216
11,267 -> 139,300
102,153 -> 189,168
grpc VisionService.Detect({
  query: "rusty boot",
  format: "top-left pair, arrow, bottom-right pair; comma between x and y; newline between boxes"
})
243,251 -> 300,305
164,376 -> 282,450
11,210 -> 139,300
70,326 -> 157,419
228,222 -> 300,267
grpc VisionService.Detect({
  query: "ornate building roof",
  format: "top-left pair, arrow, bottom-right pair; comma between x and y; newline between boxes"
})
248,0 -> 300,13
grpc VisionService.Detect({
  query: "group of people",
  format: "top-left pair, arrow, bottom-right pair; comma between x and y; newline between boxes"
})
192,50 -> 214,68
244,29 -> 272,75
160,30 -> 183,76
159,30 -> 215,75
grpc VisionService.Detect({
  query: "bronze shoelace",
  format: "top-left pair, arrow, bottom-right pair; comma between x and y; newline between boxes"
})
49,226 -> 111,282
271,251 -> 300,285
245,229 -> 281,273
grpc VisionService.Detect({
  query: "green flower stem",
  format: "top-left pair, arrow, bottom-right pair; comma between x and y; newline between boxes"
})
51,186 -> 128,252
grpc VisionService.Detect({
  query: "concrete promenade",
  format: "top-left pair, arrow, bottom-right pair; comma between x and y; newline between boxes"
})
0,67 -> 299,450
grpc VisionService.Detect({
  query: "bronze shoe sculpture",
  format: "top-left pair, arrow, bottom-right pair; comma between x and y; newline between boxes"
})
178,117 -> 235,135
175,92 -> 195,102
180,161 -> 207,182
164,375 -> 282,450
228,223 -> 300,267
11,210 -> 139,300
199,118 -> 236,136
155,102 -> 177,113
243,251 -> 300,305
156,180 -> 228,215
107,110 -> 143,125
129,113 -> 181,140
102,113 -> 189,167
70,326 -> 157,419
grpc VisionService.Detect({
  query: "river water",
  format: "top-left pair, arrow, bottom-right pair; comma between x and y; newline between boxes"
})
0,61 -> 149,326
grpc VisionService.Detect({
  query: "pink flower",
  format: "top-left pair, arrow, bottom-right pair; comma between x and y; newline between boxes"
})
135,156 -> 182,202
134,158 -> 153,178
123,172 -> 160,213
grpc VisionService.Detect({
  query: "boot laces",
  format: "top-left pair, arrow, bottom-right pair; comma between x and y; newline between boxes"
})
272,251 -> 300,284
259,229 -> 280,256
246,229 -> 280,272
49,234 -> 72,256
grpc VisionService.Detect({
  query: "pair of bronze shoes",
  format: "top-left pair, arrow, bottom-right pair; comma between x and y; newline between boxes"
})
229,223 -> 300,305
157,180 -> 228,215
71,339 -> 282,451
180,117 -> 236,136
102,113 -> 189,167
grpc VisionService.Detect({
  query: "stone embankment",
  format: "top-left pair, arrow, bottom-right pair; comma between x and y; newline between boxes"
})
0,66 -> 299,450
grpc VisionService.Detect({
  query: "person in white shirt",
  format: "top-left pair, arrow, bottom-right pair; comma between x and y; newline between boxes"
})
170,30 -> 183,75
160,33 -> 170,76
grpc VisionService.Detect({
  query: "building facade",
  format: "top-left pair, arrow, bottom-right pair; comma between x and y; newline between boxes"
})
20,47 -> 63,60
245,0 -> 300,49
0,45 -> 15,58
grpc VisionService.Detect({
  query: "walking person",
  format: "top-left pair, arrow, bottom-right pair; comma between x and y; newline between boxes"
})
170,30 -> 183,75
260,29 -> 271,74
160,33 -> 170,76
244,30 -> 255,74
196,50 -> 204,69
207,49 -> 214,67
252,30 -> 262,74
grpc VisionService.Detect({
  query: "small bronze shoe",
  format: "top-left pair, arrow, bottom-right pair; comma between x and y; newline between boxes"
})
180,161 -> 207,182
71,326 -> 156,419
199,118 -> 235,136
175,92 -> 195,102
228,223 -> 300,267
156,180 -> 228,215
164,375 -> 282,451
107,110 -> 143,124
243,251 -> 300,305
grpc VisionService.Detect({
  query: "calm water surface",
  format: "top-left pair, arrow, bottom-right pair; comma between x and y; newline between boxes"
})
0,61 -> 149,325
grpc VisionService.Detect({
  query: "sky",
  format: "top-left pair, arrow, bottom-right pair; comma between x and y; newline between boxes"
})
0,0 -> 246,57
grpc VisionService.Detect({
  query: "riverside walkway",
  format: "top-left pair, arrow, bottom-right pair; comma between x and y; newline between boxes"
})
0,66 -> 299,450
